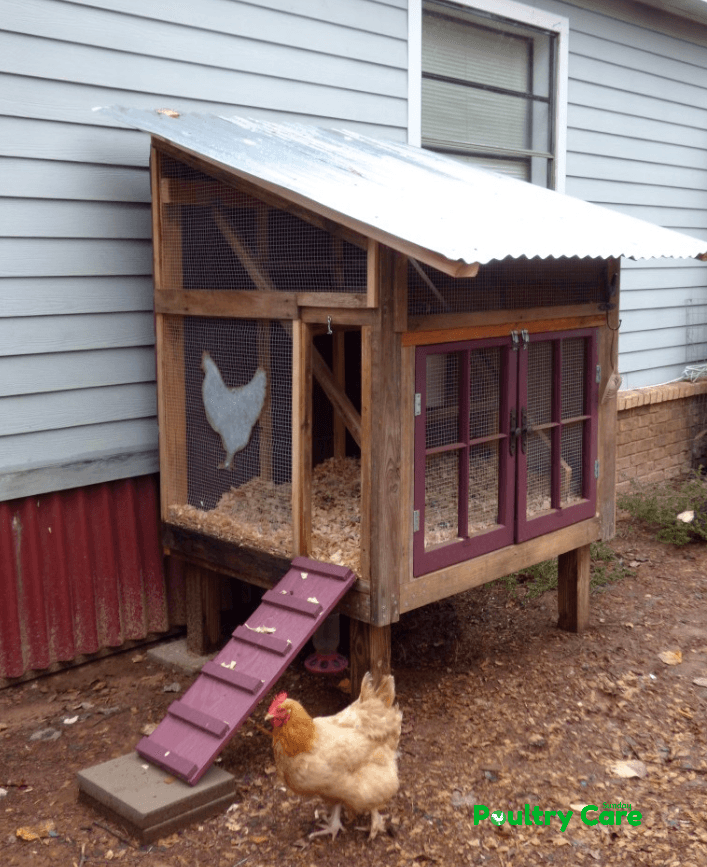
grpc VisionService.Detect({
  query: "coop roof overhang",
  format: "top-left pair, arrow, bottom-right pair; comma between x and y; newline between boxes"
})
99,107 -> 707,274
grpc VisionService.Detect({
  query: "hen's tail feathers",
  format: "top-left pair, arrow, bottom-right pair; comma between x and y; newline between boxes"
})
360,671 -> 396,707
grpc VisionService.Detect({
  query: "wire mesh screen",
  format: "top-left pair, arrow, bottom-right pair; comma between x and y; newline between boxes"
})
408,258 -> 607,316
159,154 -> 367,294
468,346 -> 501,534
526,340 -> 553,517
560,337 -> 587,506
165,316 -> 294,557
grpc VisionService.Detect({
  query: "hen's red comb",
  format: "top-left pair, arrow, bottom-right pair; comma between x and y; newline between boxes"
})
268,692 -> 288,715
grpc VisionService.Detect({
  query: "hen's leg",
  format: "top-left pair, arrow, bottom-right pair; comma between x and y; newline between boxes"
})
369,809 -> 386,840
309,803 -> 344,840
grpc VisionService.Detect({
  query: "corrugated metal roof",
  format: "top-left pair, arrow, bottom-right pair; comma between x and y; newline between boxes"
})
100,106 -> 707,268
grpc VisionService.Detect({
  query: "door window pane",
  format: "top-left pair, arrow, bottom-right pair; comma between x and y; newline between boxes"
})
425,450 -> 460,548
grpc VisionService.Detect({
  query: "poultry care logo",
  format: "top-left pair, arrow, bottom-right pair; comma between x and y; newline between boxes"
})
473,803 -> 642,831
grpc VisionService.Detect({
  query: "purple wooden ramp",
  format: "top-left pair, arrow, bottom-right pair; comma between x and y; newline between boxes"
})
136,557 -> 356,785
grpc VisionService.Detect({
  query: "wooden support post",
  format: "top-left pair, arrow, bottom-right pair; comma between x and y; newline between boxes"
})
361,244 -> 403,623
332,331 -> 347,458
311,345 -> 362,448
151,145 -> 187,521
185,564 -> 221,654
292,319 -> 313,556
599,257 -> 620,541
557,543 -> 590,632
349,619 -> 392,697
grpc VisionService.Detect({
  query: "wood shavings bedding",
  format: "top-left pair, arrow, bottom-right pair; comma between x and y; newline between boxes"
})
168,456 -> 361,574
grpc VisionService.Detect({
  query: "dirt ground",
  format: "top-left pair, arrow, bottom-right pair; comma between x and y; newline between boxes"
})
2,516 -> 707,867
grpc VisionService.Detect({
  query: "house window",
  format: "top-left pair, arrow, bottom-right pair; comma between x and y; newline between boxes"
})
420,0 -> 567,189
413,329 -> 597,576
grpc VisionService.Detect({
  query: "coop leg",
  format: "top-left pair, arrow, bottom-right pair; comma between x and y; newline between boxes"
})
349,619 -> 391,696
557,544 -> 590,632
185,564 -> 221,654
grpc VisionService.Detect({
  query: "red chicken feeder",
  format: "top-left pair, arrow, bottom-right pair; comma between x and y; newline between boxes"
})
304,651 -> 349,674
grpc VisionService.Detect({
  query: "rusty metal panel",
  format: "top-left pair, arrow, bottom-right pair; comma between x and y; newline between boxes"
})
0,475 -> 168,680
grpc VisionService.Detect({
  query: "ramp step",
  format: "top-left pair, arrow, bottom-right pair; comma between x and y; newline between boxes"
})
168,701 -> 229,738
136,738 -> 199,781
261,588 -> 323,617
232,625 -> 290,656
201,661 -> 262,693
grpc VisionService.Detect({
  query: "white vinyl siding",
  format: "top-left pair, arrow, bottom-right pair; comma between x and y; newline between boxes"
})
0,0 -> 407,500
530,0 -> 707,388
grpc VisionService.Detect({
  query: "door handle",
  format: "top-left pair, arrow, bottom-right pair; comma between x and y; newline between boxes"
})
521,407 -> 529,454
510,408 -> 520,456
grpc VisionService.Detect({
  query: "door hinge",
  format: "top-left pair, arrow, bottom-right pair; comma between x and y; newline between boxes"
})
413,510 -> 420,532
596,364 -> 602,384
594,459 -> 600,479
414,393 -> 422,417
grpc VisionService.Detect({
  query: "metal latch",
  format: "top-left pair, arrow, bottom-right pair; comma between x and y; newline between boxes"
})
521,329 -> 529,349
511,330 -> 520,350
413,510 -> 420,532
596,364 -> 602,384
595,459 -> 600,479
414,393 -> 422,417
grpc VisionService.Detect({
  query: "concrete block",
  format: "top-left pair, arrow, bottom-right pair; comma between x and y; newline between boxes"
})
77,752 -> 236,843
147,638 -> 215,676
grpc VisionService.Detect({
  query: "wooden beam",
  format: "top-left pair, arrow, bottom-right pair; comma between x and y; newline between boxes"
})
349,620 -> 392,698
185,564 -> 221,654
599,258 -> 620,541
300,307 -> 377,327
155,289 -> 297,319
407,304 -> 605,334
312,345 -> 362,448
361,245 -> 403,625
151,146 -> 187,520
212,206 -> 279,293
160,177 -> 253,207
402,314 -> 605,346
399,517 -> 600,614
557,543 -> 591,632
296,292 -> 370,309
332,332 -> 346,458
292,320 -> 313,557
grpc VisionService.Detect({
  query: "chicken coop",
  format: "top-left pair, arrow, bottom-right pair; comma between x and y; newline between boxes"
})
104,108 -> 706,692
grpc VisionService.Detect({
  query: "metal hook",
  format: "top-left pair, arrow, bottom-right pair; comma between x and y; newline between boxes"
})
327,315 -> 333,335
606,310 -> 621,332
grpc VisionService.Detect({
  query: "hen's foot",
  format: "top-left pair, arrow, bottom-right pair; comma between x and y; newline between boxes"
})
309,804 -> 344,840
369,809 -> 386,840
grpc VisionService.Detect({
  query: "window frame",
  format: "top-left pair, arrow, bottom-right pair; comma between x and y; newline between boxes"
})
413,328 -> 598,577
408,0 -> 569,192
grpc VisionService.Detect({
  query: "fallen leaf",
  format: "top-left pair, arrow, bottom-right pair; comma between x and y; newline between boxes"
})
658,650 -> 682,666
16,820 -> 56,841
608,760 -> 647,779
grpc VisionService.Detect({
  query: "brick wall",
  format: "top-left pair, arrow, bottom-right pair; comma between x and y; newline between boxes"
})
616,381 -> 707,489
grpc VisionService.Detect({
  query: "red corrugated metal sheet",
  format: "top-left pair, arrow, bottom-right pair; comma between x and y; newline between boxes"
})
0,475 -> 169,680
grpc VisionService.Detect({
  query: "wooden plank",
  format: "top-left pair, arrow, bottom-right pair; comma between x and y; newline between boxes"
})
296,292 -> 370,308
160,177 -> 253,207
300,306 -> 378,327
399,344 -> 415,587
151,146 -> 187,519
362,245 -> 403,626
168,701 -> 229,738
557,544 -> 591,633
407,305 -> 605,334
393,251 -> 408,333
155,289 -> 297,319
366,239 -> 380,308
292,320 -> 313,557
402,315 -> 606,346
311,345 -> 362,448
349,619 -> 392,700
399,517 -> 601,614
185,564 -> 221,655
599,258 -> 620,541
332,331 -> 346,458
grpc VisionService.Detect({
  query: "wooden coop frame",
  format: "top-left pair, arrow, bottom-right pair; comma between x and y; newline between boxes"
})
150,137 -> 620,694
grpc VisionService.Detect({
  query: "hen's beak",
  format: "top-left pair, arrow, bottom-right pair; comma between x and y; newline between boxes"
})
264,712 -> 273,722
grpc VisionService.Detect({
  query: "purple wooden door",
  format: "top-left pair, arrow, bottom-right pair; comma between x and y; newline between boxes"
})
413,329 -> 598,576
